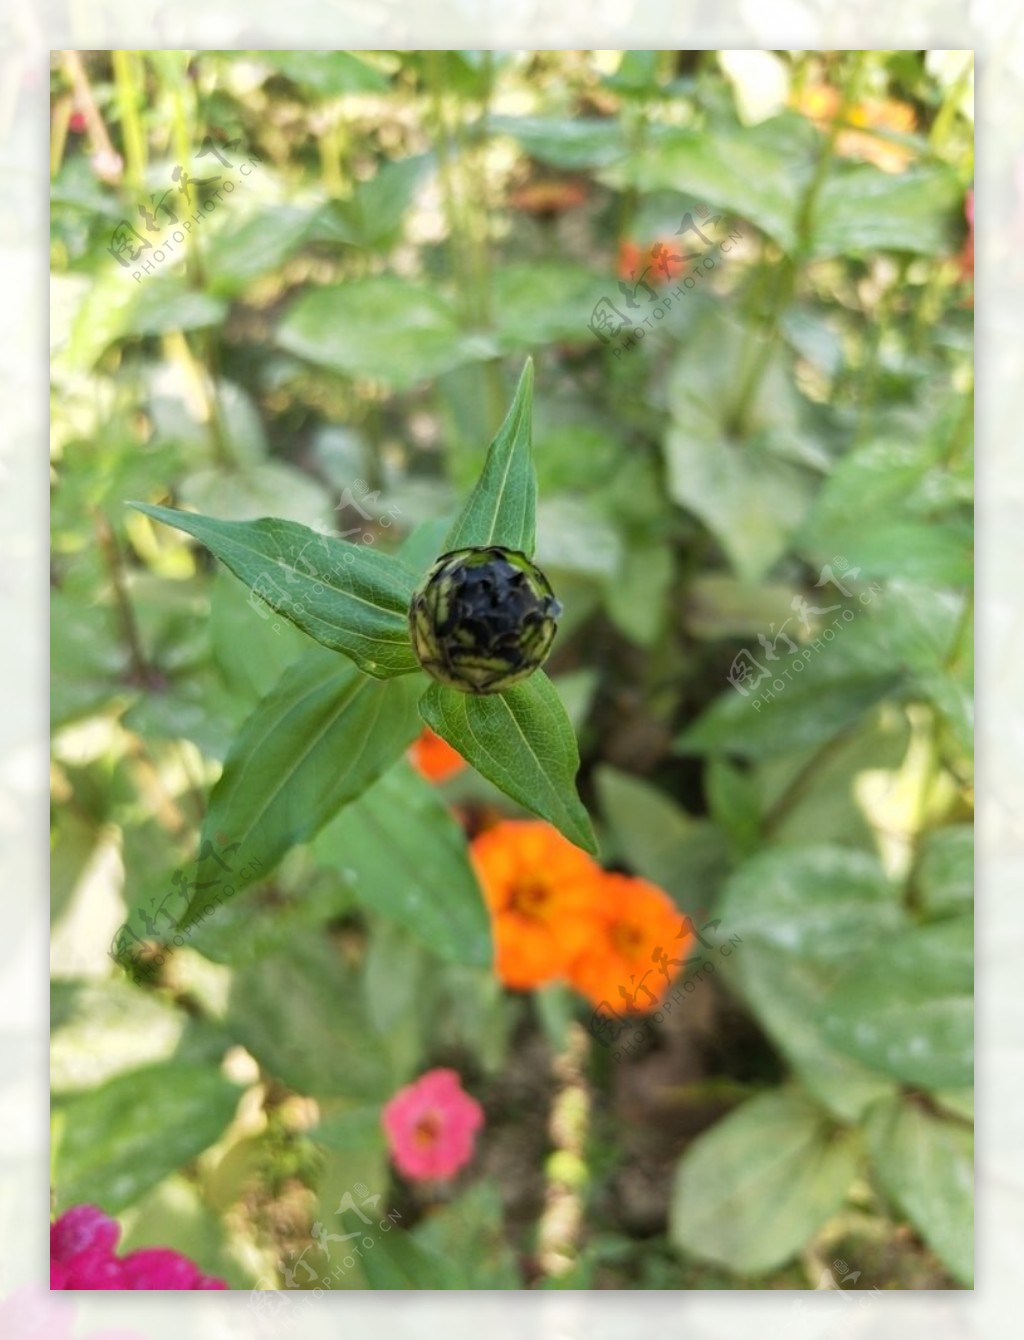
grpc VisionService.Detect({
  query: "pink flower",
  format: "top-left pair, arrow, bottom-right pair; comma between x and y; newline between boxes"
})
60,1251 -> 126,1290
50,1205 -> 120,1264
49,1205 -> 227,1290
121,1249 -> 199,1290
382,1068 -> 484,1181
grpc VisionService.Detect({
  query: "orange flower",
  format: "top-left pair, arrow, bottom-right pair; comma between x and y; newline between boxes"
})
410,729 -> 466,783
792,83 -> 917,174
617,237 -> 688,285
568,874 -> 692,1014
510,179 -> 589,216
470,821 -> 602,990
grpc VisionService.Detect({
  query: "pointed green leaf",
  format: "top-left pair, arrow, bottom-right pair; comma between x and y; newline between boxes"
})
129,502 -> 419,678
442,358 -> 537,555
865,1095 -> 973,1286
227,933 -> 397,1101
419,672 -> 597,855
669,1087 -> 861,1275
177,648 -> 424,930
341,1211 -> 457,1288
821,916 -> 973,1090
316,761 -> 492,967
52,1062 -> 241,1213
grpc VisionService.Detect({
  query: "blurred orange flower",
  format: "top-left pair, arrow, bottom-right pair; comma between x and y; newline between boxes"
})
792,83 -> 917,174
617,237 -> 688,285
410,728 -> 466,783
471,820 -> 602,990
568,873 -> 692,1014
510,179 -> 589,216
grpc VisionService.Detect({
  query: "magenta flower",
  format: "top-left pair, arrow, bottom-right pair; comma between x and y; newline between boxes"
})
49,1205 -> 227,1290
50,1206 -> 120,1264
382,1068 -> 484,1181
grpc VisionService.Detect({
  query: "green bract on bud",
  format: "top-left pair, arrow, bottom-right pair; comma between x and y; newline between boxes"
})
409,546 -> 562,694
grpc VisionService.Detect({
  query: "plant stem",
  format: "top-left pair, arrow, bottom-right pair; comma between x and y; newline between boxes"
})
761,726 -> 857,838
61,50 -> 122,181
93,509 -> 154,688
112,49 -> 148,191
51,95 -> 71,178
536,1022 -> 590,1282
426,51 -> 504,434
729,52 -> 867,436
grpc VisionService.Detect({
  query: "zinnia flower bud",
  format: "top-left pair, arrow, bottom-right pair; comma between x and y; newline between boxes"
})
409,547 -> 562,694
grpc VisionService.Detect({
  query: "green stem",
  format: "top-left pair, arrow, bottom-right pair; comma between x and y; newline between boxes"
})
94,509 -> 154,687
929,54 -> 973,150
762,727 -> 857,838
729,52 -> 867,437
426,52 -> 504,434
112,49 -> 147,191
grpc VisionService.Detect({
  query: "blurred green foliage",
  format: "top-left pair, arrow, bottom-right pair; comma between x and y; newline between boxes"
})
51,48 -> 973,1290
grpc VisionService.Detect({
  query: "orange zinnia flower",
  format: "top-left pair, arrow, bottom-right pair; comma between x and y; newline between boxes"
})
470,820 -> 602,990
410,729 -> 466,783
568,873 -> 692,1015
792,83 -> 917,174
618,237 -> 688,286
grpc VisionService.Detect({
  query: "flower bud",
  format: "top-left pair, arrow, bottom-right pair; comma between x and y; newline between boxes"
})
409,546 -> 562,694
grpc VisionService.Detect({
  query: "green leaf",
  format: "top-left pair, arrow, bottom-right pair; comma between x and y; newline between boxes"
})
717,845 -> 902,963
822,917 -> 973,1090
704,758 -> 761,853
277,277 -> 485,391
52,1062 -> 241,1213
318,154 -> 433,250
802,517 -> 973,589
256,49 -> 391,96
716,846 -> 905,1120
489,263 -> 612,349
51,978 -> 223,1096
129,503 -> 419,678
226,932 -> 396,1101
179,648 -> 424,928
203,205 -> 321,297
663,313 -> 814,582
865,1095 -> 973,1285
811,164 -> 961,259
442,358 -> 537,554
344,1214 -> 456,1288
489,114 -> 628,169
669,1087 -> 860,1274
724,948 -> 897,1122
419,672 -> 597,855
914,825 -> 974,918
625,116 -> 819,252
677,670 -> 899,759
414,1182 -> 520,1287
316,760 -> 492,967
594,765 -> 729,914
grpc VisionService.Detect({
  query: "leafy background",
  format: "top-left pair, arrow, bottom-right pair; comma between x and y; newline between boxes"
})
50,49 -> 973,1290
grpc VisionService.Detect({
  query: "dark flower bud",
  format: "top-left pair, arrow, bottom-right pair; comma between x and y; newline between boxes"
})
409,546 -> 562,694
